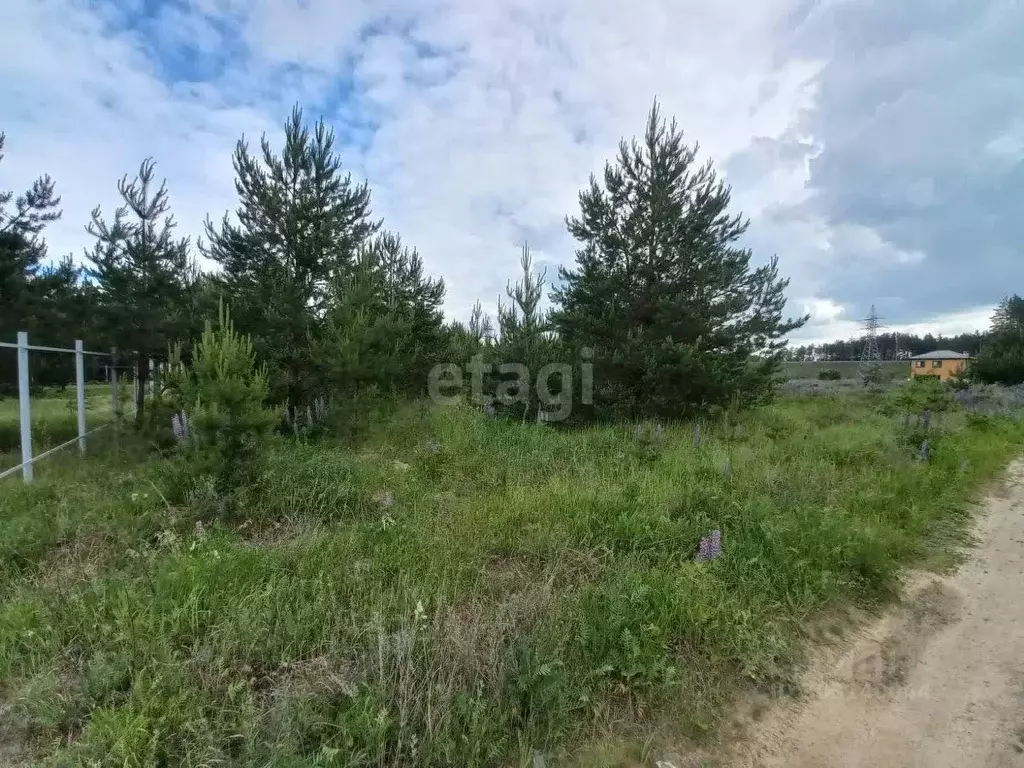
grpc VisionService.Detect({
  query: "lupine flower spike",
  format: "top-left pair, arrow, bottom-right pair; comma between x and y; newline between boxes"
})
171,411 -> 190,442
920,440 -> 929,462
695,529 -> 723,561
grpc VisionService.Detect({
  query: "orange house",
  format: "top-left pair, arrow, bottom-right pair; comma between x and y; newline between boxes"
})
909,350 -> 970,382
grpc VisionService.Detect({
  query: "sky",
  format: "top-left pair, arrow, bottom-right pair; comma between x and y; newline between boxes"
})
2,0 -> 1021,345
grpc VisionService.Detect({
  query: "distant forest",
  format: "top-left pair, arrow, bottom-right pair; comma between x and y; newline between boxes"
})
783,331 -> 986,362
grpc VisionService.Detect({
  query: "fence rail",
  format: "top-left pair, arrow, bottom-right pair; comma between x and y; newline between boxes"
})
0,331 -> 139,484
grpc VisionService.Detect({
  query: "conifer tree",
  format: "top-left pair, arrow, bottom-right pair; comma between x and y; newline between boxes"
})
494,244 -> 558,417
204,105 -> 378,410
551,101 -> 806,419
973,295 -> 1024,385
85,158 -> 196,422
1,130 -> 66,358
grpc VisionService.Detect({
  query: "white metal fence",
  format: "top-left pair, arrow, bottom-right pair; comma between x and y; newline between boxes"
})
0,332 -> 138,484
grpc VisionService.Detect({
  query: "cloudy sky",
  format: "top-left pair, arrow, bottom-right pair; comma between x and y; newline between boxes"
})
2,0 -> 1021,344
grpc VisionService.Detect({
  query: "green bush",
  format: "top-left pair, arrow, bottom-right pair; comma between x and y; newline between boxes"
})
163,303 -> 278,506
817,368 -> 842,381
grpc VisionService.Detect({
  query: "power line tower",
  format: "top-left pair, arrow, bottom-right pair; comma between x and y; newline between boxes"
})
859,304 -> 886,388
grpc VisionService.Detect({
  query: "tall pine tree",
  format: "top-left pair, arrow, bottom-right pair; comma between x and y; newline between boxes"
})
204,105 -> 378,410
85,158 -> 196,422
551,102 -> 806,419
973,295 -> 1024,385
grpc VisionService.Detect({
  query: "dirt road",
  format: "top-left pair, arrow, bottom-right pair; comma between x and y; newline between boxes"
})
726,458 -> 1024,768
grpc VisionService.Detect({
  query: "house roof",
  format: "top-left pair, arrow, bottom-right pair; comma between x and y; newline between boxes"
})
909,350 -> 971,360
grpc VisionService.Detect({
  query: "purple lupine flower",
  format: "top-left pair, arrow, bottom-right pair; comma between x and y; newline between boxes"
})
696,536 -> 711,562
920,440 -> 929,462
695,529 -> 723,561
921,410 -> 931,430
171,411 -> 190,442
709,529 -> 722,559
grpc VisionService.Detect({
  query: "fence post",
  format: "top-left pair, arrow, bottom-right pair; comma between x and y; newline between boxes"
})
75,340 -> 87,454
17,331 -> 33,483
110,347 -> 118,420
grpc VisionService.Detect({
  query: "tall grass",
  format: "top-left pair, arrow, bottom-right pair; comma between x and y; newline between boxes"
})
0,394 -> 1021,766
0,384 -> 115,470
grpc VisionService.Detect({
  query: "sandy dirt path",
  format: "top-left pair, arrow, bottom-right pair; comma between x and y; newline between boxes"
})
719,458 -> 1024,768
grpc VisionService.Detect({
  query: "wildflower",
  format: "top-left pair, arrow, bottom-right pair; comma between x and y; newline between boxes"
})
171,411 -> 191,442
414,600 -> 427,624
921,409 -> 931,430
697,537 -> 711,561
920,440 -> 929,462
131,492 -> 139,502
695,529 -> 722,561
313,396 -> 329,423
693,422 -> 702,447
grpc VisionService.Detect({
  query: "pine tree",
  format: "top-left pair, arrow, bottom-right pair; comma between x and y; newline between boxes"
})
494,244 -> 558,417
204,105 -> 379,410
167,302 -> 278,499
973,295 -> 1024,385
551,101 -> 806,419
1,130 -> 65,356
85,158 -> 196,422
372,231 -> 446,393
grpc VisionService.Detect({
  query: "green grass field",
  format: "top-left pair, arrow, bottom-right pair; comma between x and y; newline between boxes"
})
0,384 -> 118,472
782,360 -> 908,380
1,393 -> 1022,765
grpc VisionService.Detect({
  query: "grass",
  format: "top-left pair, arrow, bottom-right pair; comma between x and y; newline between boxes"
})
1,393 -> 1022,766
782,360 -> 907,381
0,384 -> 116,472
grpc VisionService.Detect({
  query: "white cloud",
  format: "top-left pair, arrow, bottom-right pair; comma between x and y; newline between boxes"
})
6,0 -> 992,346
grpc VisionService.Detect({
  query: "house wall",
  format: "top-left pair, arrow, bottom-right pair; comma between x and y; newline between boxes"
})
909,358 -> 967,382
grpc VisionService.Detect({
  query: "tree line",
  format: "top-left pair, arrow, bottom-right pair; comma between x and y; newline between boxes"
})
784,331 -> 986,363
4,101 -> 809,423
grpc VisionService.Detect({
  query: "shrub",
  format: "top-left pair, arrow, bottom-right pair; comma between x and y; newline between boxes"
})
163,303 -> 278,504
817,368 -> 842,381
